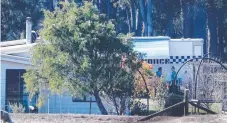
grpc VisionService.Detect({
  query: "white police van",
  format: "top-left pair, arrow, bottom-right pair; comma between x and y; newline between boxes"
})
131,36 -> 204,85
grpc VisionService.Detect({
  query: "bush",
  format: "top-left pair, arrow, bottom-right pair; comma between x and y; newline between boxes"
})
130,100 -> 148,115
9,102 -> 25,113
155,81 -> 169,110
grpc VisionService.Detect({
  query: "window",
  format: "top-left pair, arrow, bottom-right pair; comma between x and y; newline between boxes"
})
6,69 -> 29,112
72,96 -> 86,102
72,95 -> 96,102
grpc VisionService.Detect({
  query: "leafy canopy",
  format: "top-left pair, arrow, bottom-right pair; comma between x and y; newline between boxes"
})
23,2 -> 137,108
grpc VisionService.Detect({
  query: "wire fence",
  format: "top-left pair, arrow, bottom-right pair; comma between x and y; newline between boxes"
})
3,104 -> 101,114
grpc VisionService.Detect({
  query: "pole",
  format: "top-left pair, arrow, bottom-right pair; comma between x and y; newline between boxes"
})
48,92 -> 49,114
89,94 -> 92,114
193,64 -> 196,113
60,95 -> 62,114
194,64 -> 197,100
184,89 -> 189,116
147,97 -> 149,113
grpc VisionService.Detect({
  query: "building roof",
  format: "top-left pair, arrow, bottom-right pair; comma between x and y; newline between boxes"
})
1,39 -> 37,65
1,54 -> 30,65
132,37 -> 170,59
170,38 -> 204,42
131,36 -> 170,41
0,39 -> 26,47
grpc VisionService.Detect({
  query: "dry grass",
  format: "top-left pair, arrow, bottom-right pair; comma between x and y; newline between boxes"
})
10,113 -> 142,123
8,113 -> 227,123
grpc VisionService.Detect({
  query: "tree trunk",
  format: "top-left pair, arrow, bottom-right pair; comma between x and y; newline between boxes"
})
193,1 -> 207,54
139,0 -> 148,36
183,2 -> 194,38
147,0 -> 153,36
136,9 -> 143,36
166,9 -> 174,37
118,9 -> 129,34
94,90 -> 108,115
99,0 -> 106,14
96,0 -> 100,10
110,82 -> 119,115
126,8 -> 131,33
111,2 -> 117,19
48,0 -> 55,11
130,0 -> 136,33
217,7 -> 224,58
207,20 -> 211,55
119,97 -> 126,115
106,0 -> 111,18
207,1 -> 218,55
155,0 -> 165,36
179,0 -> 184,37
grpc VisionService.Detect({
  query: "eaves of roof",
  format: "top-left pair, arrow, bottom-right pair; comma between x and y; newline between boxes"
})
1,54 -> 31,65
1,43 -> 36,54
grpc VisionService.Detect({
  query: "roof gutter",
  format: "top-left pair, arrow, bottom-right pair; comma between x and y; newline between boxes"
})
0,39 -> 26,47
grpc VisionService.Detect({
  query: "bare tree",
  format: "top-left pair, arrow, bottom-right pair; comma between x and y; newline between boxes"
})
196,63 -> 227,109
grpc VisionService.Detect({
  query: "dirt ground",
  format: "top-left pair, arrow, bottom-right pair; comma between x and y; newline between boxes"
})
8,113 -> 227,123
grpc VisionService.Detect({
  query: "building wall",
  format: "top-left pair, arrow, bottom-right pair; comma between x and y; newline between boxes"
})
141,39 -> 203,81
169,39 -> 204,57
39,94 -> 101,114
1,60 -> 101,114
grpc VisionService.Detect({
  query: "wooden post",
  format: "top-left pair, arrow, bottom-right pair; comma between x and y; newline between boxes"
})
184,89 -> 189,115
197,101 -> 200,114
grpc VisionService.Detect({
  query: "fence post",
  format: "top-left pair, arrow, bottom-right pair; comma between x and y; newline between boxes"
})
89,95 -> 92,114
48,93 -> 50,114
184,89 -> 189,116
197,101 -> 200,114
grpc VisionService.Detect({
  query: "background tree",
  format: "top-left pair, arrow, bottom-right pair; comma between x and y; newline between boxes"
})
1,0 -> 48,41
3,0 -> 227,61
196,63 -> 227,110
23,2 -> 137,115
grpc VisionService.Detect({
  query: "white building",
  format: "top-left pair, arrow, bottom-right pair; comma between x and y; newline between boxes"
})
132,37 -> 204,80
1,18 -> 204,114
0,39 -> 101,114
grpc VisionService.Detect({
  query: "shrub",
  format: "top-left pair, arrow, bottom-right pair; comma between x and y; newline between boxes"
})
155,80 -> 169,110
9,102 -> 25,113
130,100 -> 148,115
164,93 -> 184,116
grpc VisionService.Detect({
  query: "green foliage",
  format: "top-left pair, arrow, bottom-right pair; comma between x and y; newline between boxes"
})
24,1 -> 137,114
3,0 -> 227,60
111,0 -> 131,9
155,78 -> 169,110
130,100 -> 148,115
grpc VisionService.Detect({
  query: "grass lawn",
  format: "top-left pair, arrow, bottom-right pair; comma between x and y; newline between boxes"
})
139,98 -> 222,115
188,103 -> 222,114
